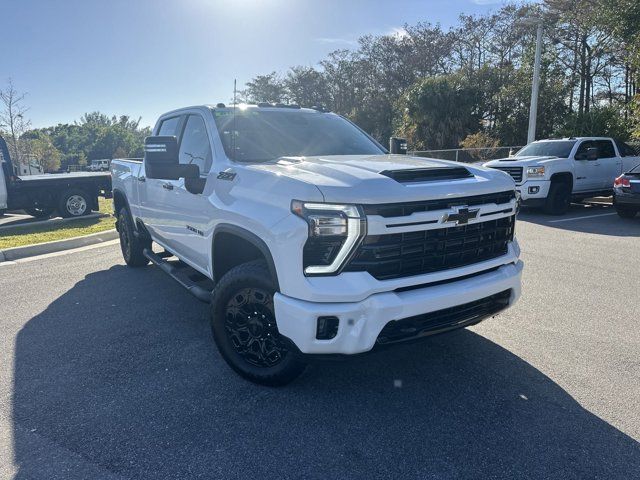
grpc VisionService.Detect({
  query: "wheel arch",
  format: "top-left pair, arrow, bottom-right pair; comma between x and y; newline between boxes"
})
212,224 -> 279,290
112,188 -> 129,216
550,172 -> 573,190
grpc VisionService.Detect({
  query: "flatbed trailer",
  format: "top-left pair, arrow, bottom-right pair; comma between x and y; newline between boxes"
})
0,135 -> 112,218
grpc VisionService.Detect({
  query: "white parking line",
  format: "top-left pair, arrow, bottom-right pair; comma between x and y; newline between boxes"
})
548,212 -> 617,223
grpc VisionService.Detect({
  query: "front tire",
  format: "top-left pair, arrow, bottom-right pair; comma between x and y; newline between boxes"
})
58,188 -> 91,218
544,182 -> 571,215
210,260 -> 307,386
117,208 -> 150,267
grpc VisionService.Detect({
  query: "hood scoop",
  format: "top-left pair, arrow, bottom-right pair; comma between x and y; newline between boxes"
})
379,166 -> 473,184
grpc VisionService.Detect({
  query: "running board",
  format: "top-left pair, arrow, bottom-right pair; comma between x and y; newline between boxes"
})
143,248 -> 213,303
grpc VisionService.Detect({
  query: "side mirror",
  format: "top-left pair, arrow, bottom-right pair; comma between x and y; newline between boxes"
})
586,147 -> 599,160
144,135 -> 204,193
183,164 -> 206,195
144,136 -> 180,179
389,137 -> 408,154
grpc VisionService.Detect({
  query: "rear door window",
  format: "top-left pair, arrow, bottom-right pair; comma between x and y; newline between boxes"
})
615,140 -> 638,157
157,116 -> 181,137
594,140 -> 615,158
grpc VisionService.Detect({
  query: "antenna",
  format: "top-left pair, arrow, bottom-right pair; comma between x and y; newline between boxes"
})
232,79 -> 237,161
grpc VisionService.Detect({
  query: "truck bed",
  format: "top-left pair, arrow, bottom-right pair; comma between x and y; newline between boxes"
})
17,171 -> 111,182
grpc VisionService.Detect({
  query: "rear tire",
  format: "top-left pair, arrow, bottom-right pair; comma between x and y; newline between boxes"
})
210,260 -> 307,386
544,182 -> 571,215
615,206 -> 638,219
58,188 -> 91,218
117,208 -> 150,267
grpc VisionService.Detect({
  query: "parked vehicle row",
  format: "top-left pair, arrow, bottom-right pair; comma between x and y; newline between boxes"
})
484,137 -> 640,215
0,135 -> 112,218
111,104 -> 523,386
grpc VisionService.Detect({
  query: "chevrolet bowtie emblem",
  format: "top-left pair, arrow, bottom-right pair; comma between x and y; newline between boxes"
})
443,206 -> 480,225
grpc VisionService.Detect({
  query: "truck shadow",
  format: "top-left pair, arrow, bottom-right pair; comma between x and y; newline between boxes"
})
518,203 -> 640,237
11,266 -> 640,479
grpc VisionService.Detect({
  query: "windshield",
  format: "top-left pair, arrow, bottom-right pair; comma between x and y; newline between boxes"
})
212,109 -> 384,162
515,141 -> 576,158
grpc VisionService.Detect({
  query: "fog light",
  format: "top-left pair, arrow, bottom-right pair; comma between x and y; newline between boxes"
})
528,186 -> 540,194
316,316 -> 339,340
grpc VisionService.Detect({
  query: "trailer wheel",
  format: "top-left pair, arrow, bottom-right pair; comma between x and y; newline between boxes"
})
58,189 -> 91,218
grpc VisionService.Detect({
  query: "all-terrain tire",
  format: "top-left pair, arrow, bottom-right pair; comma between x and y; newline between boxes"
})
210,260 -> 307,386
117,207 -> 150,267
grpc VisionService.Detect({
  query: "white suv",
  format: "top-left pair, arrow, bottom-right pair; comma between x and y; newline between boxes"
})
111,104 -> 522,385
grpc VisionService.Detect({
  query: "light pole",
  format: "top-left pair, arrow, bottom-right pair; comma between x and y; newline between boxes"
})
524,18 -> 543,144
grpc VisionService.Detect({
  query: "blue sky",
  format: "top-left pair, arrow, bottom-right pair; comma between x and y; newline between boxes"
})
3,0 -> 506,128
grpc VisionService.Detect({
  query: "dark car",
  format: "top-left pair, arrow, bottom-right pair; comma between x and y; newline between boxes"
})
613,163 -> 640,218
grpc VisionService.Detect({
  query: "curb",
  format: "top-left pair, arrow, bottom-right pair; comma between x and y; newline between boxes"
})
0,212 -> 109,232
0,229 -> 118,262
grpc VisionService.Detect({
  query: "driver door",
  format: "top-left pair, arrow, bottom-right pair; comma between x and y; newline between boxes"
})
573,140 -> 602,192
153,113 -> 214,274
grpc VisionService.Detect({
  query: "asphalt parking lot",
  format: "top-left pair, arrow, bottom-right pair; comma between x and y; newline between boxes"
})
0,204 -> 639,479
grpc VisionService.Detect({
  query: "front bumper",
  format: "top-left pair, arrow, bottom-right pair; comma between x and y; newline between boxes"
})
516,179 -> 551,204
274,260 -> 523,355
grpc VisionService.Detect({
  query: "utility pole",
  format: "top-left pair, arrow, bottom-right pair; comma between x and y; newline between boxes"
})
527,20 -> 543,144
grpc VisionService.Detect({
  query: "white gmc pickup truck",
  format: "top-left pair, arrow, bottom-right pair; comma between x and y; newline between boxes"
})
111,104 -> 523,385
484,137 -> 640,214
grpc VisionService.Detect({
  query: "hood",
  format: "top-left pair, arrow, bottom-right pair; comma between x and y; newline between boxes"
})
484,155 -> 560,167
249,154 -> 515,204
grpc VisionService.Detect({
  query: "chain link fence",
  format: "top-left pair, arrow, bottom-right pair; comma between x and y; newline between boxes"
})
409,146 -> 523,164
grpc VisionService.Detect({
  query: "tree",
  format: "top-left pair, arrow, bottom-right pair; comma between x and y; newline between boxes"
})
284,66 -> 330,107
24,134 -> 62,172
241,72 -> 287,103
0,79 -> 31,164
460,131 -> 501,160
554,105 -> 632,139
23,111 -> 150,167
397,74 -> 482,150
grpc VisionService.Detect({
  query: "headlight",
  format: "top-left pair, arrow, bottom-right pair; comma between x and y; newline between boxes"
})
526,166 -> 545,177
291,200 -> 365,275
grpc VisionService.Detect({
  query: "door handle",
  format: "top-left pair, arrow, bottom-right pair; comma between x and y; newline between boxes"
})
137,176 -> 146,182
162,183 -> 174,190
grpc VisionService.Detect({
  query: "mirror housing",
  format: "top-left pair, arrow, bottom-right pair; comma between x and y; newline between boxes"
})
144,136 -> 181,179
586,147 -> 599,160
183,165 -> 206,194
389,137 -> 408,154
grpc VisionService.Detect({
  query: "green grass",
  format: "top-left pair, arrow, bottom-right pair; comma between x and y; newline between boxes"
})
0,198 -> 116,250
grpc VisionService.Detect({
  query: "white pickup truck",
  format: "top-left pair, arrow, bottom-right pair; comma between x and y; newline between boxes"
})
111,104 -> 523,385
484,137 -> 640,214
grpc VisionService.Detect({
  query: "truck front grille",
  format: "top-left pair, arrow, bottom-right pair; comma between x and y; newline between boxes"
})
344,215 -> 514,280
362,190 -> 515,217
490,167 -> 523,183
376,289 -> 511,345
